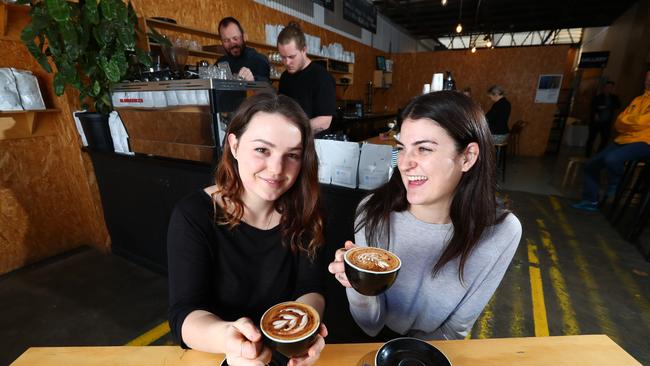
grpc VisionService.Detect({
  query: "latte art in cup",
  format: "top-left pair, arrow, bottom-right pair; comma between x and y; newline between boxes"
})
347,247 -> 400,272
261,302 -> 320,342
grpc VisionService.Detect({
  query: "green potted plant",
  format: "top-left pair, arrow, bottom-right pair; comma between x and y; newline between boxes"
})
19,0 -> 151,152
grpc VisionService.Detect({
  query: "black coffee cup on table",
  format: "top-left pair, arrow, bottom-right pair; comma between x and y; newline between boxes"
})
344,246 -> 401,296
260,301 -> 321,358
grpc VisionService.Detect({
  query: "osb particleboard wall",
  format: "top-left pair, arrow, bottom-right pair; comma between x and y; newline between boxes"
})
129,0 -> 381,102
0,35 -> 110,274
373,45 -> 572,156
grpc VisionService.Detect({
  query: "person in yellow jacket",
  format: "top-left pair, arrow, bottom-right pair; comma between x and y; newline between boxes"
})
573,70 -> 650,211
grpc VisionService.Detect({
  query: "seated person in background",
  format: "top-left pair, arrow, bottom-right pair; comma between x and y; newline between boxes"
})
328,91 -> 522,340
585,81 -> 621,157
277,21 -> 336,136
217,17 -> 270,82
485,85 -> 511,145
573,70 -> 650,212
167,93 -> 326,366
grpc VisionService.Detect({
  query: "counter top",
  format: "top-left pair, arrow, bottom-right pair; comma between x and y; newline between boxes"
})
11,335 -> 641,365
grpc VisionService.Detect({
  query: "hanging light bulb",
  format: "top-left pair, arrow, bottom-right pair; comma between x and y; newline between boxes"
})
471,46 -> 477,53
486,39 -> 492,48
441,0 -> 448,5
456,23 -> 463,33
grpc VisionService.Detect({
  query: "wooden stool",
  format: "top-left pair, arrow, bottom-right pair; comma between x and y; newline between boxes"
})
562,156 -> 587,188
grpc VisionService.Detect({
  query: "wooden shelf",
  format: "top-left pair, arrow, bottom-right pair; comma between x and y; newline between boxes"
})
145,18 -> 220,39
149,42 -> 221,59
143,19 -> 354,85
0,108 -> 61,140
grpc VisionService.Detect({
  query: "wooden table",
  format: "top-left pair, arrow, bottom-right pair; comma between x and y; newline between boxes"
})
11,335 -> 641,366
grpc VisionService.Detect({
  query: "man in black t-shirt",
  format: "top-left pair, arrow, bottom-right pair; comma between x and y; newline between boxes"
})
217,17 -> 270,82
277,22 -> 336,135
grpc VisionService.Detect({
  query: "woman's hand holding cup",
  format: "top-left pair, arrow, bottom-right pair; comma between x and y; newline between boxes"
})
287,324 -> 328,366
224,317 -> 272,366
328,241 -> 357,287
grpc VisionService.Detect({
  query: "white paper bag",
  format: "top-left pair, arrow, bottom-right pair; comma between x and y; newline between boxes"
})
318,140 -> 360,189
314,139 -> 332,184
358,143 -> 393,190
11,68 -> 46,110
0,68 -> 23,111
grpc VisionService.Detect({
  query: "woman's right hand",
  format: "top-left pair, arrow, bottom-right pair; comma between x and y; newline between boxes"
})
224,317 -> 272,366
327,241 -> 357,288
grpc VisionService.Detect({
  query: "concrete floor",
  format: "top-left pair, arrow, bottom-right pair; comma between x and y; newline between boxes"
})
2,146 -> 649,365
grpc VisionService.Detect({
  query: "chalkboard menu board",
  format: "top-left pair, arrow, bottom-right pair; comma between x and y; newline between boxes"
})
313,0 -> 334,11
343,0 -> 377,33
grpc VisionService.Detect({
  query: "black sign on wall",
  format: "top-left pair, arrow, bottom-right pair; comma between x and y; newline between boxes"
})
578,51 -> 610,69
313,0 -> 334,11
343,0 -> 377,33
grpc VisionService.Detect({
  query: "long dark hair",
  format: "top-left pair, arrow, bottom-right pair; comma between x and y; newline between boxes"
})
214,92 -> 323,259
355,91 -> 508,279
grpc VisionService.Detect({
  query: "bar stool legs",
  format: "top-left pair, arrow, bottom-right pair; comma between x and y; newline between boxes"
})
562,156 -> 586,189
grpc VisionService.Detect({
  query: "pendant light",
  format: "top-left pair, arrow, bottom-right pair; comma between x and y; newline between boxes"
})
441,0 -> 448,5
455,0 -> 463,33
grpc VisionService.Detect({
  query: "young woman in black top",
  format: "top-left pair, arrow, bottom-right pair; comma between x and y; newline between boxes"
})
167,93 -> 326,366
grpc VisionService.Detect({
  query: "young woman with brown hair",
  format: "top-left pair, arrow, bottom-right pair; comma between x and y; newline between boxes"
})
329,91 -> 522,340
167,92 -> 326,366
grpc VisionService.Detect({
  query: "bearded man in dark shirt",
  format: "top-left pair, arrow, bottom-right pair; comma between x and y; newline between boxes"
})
217,17 -> 270,82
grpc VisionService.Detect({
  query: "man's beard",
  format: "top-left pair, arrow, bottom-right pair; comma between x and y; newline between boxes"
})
226,42 -> 245,58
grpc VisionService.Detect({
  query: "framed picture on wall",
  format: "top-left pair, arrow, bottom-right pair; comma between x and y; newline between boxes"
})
535,74 -> 563,103
376,56 -> 386,71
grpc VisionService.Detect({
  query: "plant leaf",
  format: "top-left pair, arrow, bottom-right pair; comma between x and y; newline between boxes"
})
116,26 -> 135,50
81,0 -> 99,25
53,72 -> 65,95
135,48 -> 152,67
59,22 -> 80,60
44,0 -> 71,23
91,80 -> 101,97
100,0 -> 118,21
100,56 -> 121,83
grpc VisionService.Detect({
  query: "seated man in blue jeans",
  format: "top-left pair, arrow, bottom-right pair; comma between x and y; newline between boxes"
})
573,70 -> 650,212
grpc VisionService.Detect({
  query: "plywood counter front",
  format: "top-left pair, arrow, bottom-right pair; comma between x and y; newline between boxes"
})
11,335 -> 641,366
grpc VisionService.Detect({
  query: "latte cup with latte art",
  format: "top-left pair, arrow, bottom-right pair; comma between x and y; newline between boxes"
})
344,246 -> 401,296
260,301 -> 321,357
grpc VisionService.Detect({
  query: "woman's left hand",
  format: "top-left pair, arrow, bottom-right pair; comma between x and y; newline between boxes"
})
287,324 -> 328,366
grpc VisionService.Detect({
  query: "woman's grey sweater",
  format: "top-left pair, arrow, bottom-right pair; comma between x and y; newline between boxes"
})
347,209 -> 522,340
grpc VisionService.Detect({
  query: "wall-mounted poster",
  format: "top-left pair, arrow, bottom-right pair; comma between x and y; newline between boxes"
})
535,74 -> 563,104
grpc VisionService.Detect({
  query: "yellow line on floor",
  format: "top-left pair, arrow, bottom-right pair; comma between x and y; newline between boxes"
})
547,198 -> 620,341
125,321 -> 170,346
509,262 -> 526,338
476,295 -> 495,339
528,197 -> 554,222
596,235 -> 650,330
537,219 -> 580,335
527,238 -> 549,337
548,196 -> 576,237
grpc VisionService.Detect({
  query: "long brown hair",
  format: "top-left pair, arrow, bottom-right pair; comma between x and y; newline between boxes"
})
214,92 -> 323,259
356,91 -> 508,279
